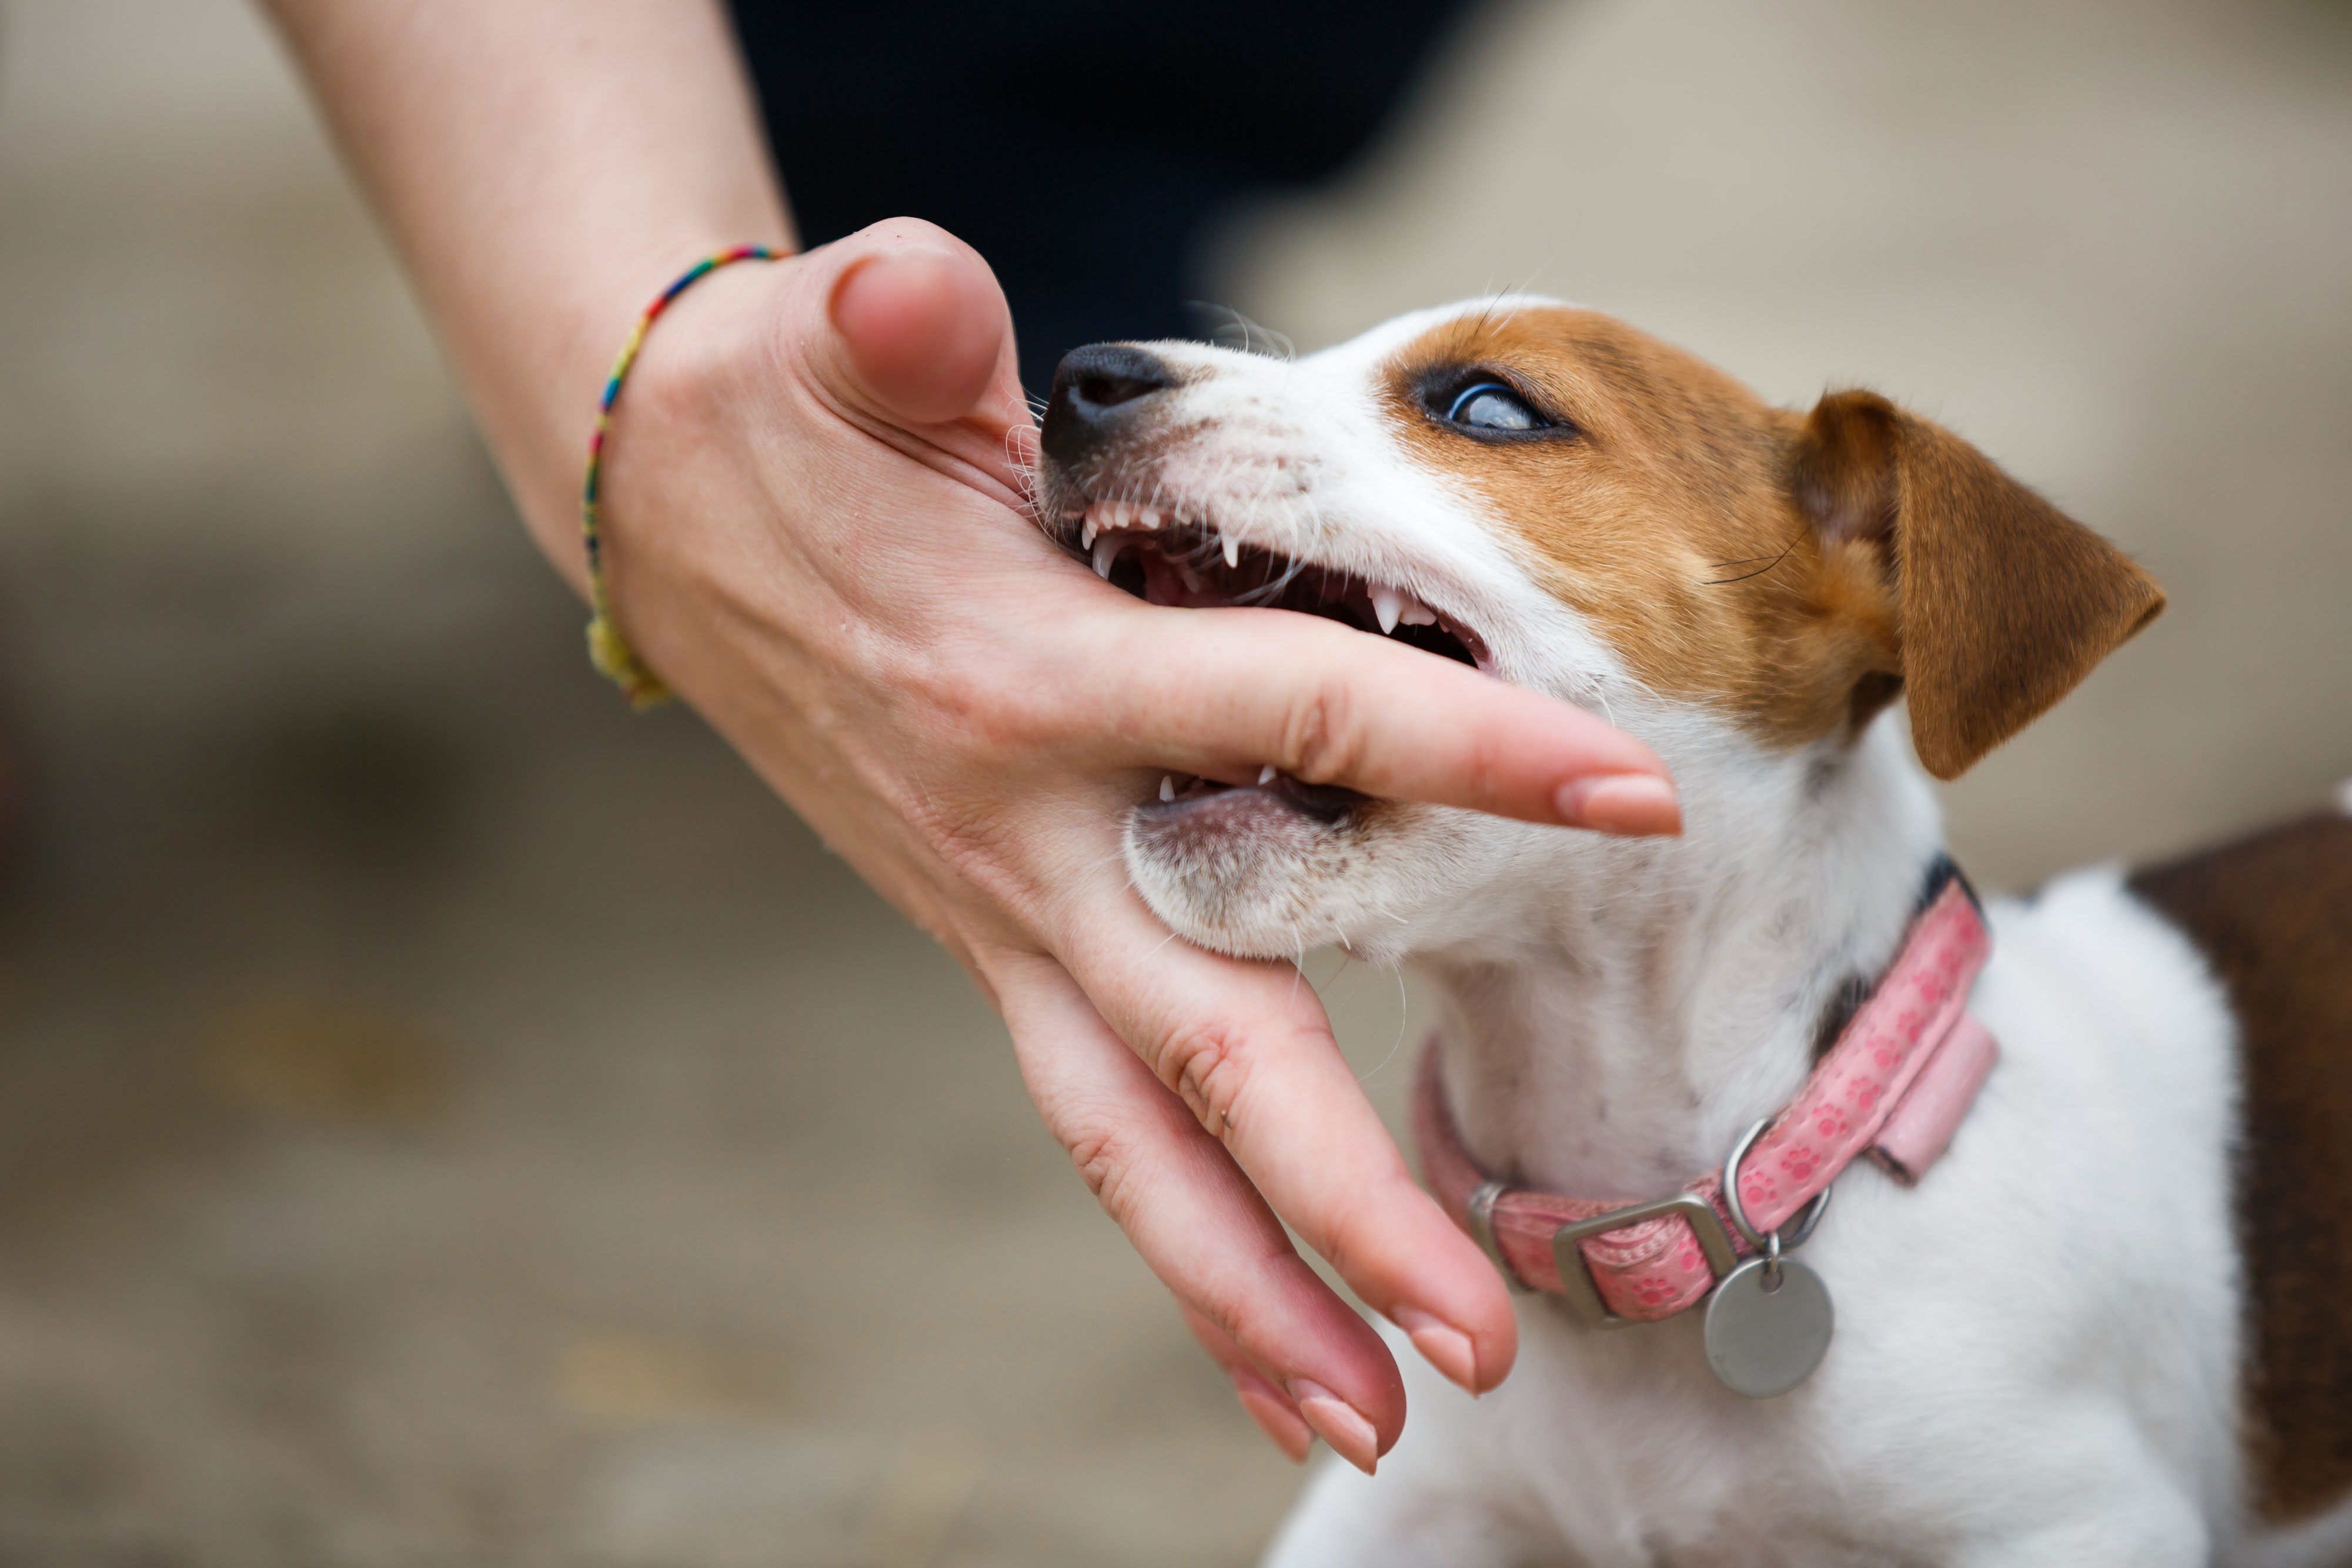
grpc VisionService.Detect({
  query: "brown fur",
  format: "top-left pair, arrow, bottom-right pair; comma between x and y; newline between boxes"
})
2131,813 -> 2352,1526
1791,392 -> 2166,778
1380,310 -> 2164,777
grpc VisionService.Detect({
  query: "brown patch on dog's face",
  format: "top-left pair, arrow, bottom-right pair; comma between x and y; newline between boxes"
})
1381,308 -> 1897,750
1379,307 -> 2163,775
2130,813 -> 2352,1526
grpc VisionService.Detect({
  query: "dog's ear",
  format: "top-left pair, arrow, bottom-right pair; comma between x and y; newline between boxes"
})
1790,389 -> 2164,780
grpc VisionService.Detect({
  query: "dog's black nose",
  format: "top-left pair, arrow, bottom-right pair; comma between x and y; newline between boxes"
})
1041,344 -> 1178,466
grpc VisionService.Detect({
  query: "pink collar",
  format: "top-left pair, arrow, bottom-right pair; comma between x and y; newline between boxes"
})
1412,868 -> 2000,1326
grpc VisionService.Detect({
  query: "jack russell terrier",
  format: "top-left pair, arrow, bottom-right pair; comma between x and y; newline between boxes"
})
1033,300 -> 2352,1567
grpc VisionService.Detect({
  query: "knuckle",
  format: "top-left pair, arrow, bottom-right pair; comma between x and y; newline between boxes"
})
1279,672 -> 1365,786
1187,1281 -> 1257,1353
1154,1019 -> 1252,1141
904,639 -> 1051,756
901,790 -> 1027,910
1063,1122 -> 1142,1218
903,647 -> 990,731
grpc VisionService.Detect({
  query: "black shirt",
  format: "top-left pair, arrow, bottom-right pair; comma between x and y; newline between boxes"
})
728,1 -> 1475,389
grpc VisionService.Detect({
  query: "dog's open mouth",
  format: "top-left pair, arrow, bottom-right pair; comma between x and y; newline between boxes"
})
1069,499 -> 1489,670
1060,496 -> 1494,823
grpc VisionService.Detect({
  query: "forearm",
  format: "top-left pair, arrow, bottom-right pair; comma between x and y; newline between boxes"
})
259,0 -> 793,583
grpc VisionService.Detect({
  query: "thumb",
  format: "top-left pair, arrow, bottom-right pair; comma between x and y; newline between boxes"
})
817,219 -> 1026,438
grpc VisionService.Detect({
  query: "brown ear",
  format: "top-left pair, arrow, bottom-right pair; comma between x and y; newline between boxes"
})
1790,390 -> 2165,780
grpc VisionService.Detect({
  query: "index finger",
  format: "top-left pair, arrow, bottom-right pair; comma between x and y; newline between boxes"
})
1041,883 -> 1519,1400
1089,599 -> 1681,835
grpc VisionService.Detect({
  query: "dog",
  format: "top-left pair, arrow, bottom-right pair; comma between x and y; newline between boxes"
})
1031,299 -> 2352,1567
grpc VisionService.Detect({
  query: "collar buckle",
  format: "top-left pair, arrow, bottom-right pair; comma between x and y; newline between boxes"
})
1549,1192 -> 1740,1329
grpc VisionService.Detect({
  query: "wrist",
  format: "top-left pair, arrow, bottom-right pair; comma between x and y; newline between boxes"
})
490,234 -> 794,593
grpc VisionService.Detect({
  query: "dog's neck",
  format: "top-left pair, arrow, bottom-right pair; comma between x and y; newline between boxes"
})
1420,716 -> 1946,1200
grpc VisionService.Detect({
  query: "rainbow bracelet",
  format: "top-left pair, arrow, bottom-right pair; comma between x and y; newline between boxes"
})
582,243 -> 780,708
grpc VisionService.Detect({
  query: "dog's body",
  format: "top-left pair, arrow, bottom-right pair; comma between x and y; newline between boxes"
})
1033,302 -> 2352,1565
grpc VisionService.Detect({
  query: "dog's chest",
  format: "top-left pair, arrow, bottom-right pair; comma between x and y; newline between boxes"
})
1428,872 -> 2246,1559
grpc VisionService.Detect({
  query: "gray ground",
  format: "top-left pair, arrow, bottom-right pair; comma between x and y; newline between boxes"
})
0,1 -> 2344,1563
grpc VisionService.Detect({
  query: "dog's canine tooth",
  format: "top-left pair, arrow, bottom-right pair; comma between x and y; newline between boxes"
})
1259,764 -> 1278,785
1160,775 -> 1176,803
1081,517 -> 1100,549
1371,584 -> 1405,634
1093,537 -> 1121,579
1222,533 -> 1241,569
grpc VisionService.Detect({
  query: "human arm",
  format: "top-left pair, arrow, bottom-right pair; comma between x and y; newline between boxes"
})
258,0 -> 1680,1470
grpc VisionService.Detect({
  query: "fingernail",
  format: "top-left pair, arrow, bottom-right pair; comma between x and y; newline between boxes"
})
1230,1368 -> 1314,1464
1288,1379 -> 1379,1475
1392,1307 -> 1479,1393
1557,773 -> 1682,837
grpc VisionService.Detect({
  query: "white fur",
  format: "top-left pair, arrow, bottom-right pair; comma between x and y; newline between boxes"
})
1092,303 -> 2345,1564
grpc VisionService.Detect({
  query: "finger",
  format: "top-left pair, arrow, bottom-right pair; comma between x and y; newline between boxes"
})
990,950 -> 1403,1473
1042,888 -> 1518,1401
1182,1306 -> 1313,1464
1090,600 -> 1681,835
828,236 -> 1010,424
788,217 -> 1033,497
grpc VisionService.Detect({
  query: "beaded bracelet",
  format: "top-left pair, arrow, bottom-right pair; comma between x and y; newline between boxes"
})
582,243 -> 780,708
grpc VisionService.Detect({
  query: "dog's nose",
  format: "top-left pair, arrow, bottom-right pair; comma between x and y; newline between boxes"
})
1041,344 -> 1178,466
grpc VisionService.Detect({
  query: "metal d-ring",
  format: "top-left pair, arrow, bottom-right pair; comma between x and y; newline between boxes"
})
1721,1117 -> 1832,1256
1465,1179 -> 1532,1292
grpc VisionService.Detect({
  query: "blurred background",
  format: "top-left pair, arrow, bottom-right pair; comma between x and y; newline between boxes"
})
0,0 -> 2345,1563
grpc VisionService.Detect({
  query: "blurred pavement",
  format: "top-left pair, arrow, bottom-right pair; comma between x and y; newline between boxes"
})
0,1 -> 2345,1564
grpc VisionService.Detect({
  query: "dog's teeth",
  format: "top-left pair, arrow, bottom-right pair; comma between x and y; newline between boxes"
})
1258,764 -> 1278,785
1093,537 -> 1121,579
1160,775 -> 1176,803
1138,507 -> 1161,530
1371,584 -> 1439,631
1081,517 -> 1100,549
1222,533 -> 1241,569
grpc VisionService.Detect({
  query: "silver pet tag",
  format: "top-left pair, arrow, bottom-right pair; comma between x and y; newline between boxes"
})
1703,1255 -> 1834,1398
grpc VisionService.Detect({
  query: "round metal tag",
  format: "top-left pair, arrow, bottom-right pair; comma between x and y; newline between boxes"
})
1703,1257 -> 1834,1398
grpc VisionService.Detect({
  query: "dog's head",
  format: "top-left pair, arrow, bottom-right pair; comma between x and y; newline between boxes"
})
1035,301 -> 2163,962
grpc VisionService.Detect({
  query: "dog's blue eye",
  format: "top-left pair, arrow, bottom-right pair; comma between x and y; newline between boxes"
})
1444,383 -> 1541,432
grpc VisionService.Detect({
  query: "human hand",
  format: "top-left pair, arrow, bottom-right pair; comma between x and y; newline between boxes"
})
596,218 -> 1681,1472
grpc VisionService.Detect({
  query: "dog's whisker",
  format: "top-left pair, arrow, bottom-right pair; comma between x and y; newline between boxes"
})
1353,965 -> 1412,1086
1700,529 -> 1807,586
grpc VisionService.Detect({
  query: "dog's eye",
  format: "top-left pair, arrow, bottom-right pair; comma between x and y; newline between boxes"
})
1444,383 -> 1542,432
